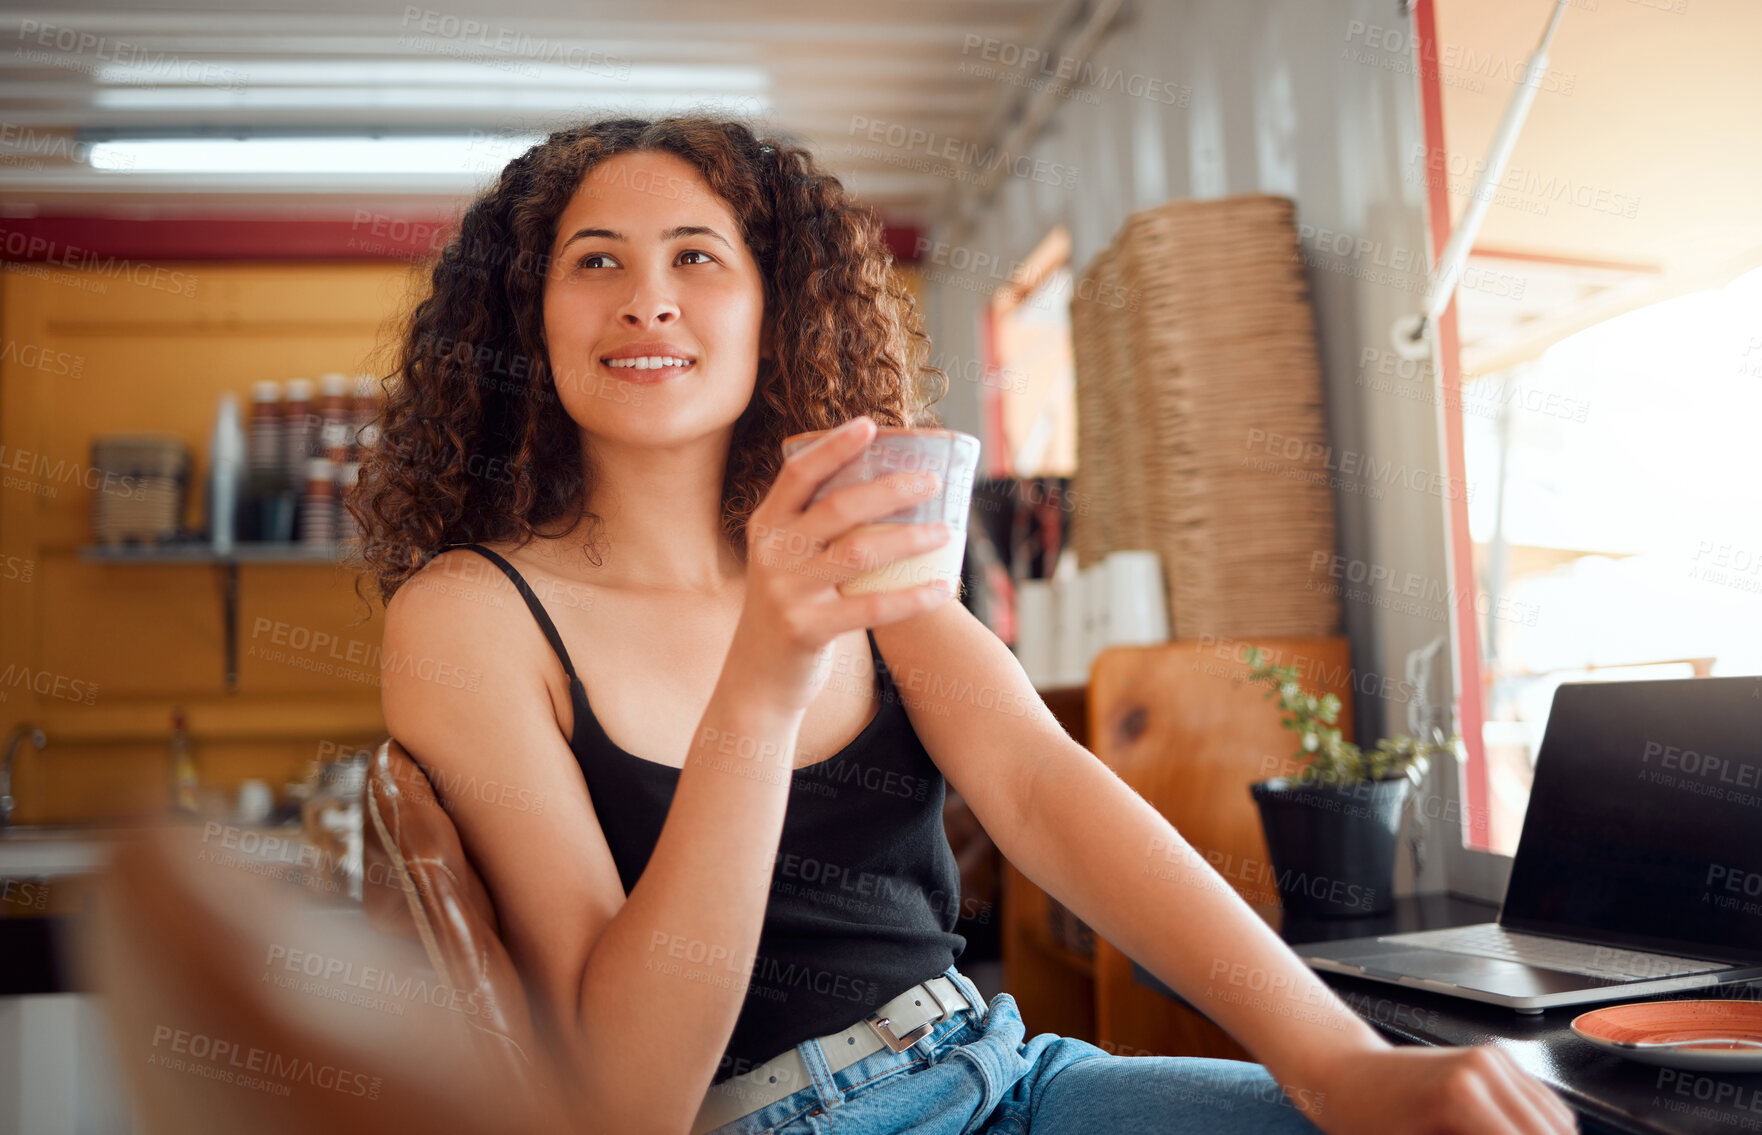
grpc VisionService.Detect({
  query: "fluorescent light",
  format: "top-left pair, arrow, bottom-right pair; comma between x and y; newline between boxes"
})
94,86 -> 773,116
86,135 -> 544,175
94,60 -> 768,90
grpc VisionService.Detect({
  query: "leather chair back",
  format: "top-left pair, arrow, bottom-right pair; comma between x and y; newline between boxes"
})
360,738 -> 547,1093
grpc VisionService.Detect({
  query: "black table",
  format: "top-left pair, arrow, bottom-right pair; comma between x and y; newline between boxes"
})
1132,894 -> 1762,1135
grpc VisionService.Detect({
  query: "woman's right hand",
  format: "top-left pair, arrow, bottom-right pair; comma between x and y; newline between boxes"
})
733,415 -> 958,712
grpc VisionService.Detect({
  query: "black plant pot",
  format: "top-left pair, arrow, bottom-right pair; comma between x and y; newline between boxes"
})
1248,776 -> 1412,918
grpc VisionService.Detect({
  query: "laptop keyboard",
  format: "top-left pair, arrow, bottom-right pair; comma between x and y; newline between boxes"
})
1386,925 -> 1725,981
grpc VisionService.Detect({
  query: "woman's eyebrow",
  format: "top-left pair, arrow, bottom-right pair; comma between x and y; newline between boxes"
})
558,225 -> 733,253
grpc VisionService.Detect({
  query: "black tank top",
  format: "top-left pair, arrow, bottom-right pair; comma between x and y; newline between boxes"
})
453,544 -> 966,1083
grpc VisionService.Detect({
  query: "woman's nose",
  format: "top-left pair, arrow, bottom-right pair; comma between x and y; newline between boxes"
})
616,274 -> 680,326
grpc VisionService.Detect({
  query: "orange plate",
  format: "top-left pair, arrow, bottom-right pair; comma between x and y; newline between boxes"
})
1571,1000 -> 1762,1072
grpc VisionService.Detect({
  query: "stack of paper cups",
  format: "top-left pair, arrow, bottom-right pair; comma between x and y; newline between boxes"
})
1082,562 -> 1112,669
1013,579 -> 1057,687
1103,550 -> 1170,645
1020,552 -> 1170,689
1053,567 -> 1089,687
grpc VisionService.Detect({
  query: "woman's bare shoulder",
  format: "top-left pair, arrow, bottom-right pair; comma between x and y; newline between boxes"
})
380,547 -> 561,721
385,547 -> 522,641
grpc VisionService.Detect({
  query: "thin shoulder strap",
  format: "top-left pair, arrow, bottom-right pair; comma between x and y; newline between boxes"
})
452,543 -> 579,681
865,627 -> 890,685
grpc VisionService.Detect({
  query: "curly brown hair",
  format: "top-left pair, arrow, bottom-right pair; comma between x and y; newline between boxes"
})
347,113 -> 948,610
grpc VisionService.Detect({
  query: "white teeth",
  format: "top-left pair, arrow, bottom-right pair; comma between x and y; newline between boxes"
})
603,356 -> 693,370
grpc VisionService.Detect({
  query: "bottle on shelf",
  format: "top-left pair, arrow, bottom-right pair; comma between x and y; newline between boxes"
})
350,374 -> 380,459
247,380 -> 283,472
300,456 -> 336,548
245,379 -> 297,543
282,379 -> 318,549
207,391 -> 245,555
170,707 -> 198,815
283,378 -> 317,480
336,461 -> 362,542
318,372 -> 352,466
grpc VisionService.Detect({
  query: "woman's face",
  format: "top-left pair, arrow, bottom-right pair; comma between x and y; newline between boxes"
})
541,149 -> 770,448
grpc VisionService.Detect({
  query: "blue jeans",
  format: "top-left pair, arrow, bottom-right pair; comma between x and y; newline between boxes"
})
708,964 -> 1324,1135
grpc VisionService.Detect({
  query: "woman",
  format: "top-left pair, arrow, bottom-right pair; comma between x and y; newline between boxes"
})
354,115 -> 1575,1135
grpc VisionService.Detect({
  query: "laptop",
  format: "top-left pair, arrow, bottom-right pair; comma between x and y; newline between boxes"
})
1299,676 -> 1762,1013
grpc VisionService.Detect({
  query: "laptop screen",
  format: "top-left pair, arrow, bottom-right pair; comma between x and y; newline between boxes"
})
1500,676 -> 1762,962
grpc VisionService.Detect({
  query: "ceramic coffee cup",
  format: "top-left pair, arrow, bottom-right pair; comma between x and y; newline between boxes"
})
780,426 -> 981,596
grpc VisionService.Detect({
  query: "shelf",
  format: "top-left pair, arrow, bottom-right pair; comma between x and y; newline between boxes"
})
78,541 -> 357,565
77,541 -> 362,692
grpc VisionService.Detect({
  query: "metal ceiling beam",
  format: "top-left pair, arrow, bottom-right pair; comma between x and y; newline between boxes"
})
934,0 -> 1127,235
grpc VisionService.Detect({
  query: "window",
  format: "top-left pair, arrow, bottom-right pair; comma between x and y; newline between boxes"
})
980,226 -> 1077,479
1457,260 -> 1762,854
1421,0 -> 1762,857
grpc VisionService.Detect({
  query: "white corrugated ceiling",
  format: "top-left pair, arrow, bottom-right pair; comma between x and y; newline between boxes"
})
0,0 -> 1075,227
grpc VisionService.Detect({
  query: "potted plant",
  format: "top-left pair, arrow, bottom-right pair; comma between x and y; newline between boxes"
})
1243,647 -> 1456,918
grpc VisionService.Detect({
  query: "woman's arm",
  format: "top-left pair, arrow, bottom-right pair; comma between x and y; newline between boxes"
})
1003,737 -> 1576,1134
875,601 -> 1577,1135
575,654 -> 810,1130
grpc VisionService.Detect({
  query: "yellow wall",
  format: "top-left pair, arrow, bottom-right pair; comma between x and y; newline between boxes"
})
0,261 -> 422,823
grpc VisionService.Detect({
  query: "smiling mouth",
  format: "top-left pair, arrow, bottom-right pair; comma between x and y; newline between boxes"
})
600,355 -> 697,371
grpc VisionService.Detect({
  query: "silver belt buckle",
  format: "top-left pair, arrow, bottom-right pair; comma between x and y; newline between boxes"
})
867,1014 -> 935,1053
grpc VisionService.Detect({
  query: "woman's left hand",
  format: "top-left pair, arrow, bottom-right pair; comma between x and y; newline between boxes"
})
1304,1043 -> 1578,1134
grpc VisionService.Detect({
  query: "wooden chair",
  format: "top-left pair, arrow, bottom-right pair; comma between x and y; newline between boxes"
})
1001,636 -> 1355,1060
1090,636 -> 1355,1059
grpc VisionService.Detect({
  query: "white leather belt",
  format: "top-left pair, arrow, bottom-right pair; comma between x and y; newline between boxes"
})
690,975 -> 981,1135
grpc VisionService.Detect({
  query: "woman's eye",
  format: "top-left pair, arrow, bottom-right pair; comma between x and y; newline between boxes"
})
574,251 -> 711,270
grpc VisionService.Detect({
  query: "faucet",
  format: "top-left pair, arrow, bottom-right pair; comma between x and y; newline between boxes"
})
1,724 -> 47,829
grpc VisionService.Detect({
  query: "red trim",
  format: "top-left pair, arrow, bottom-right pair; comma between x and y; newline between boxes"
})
0,215 -> 457,261
1414,0 -> 1492,851
0,214 -> 925,265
